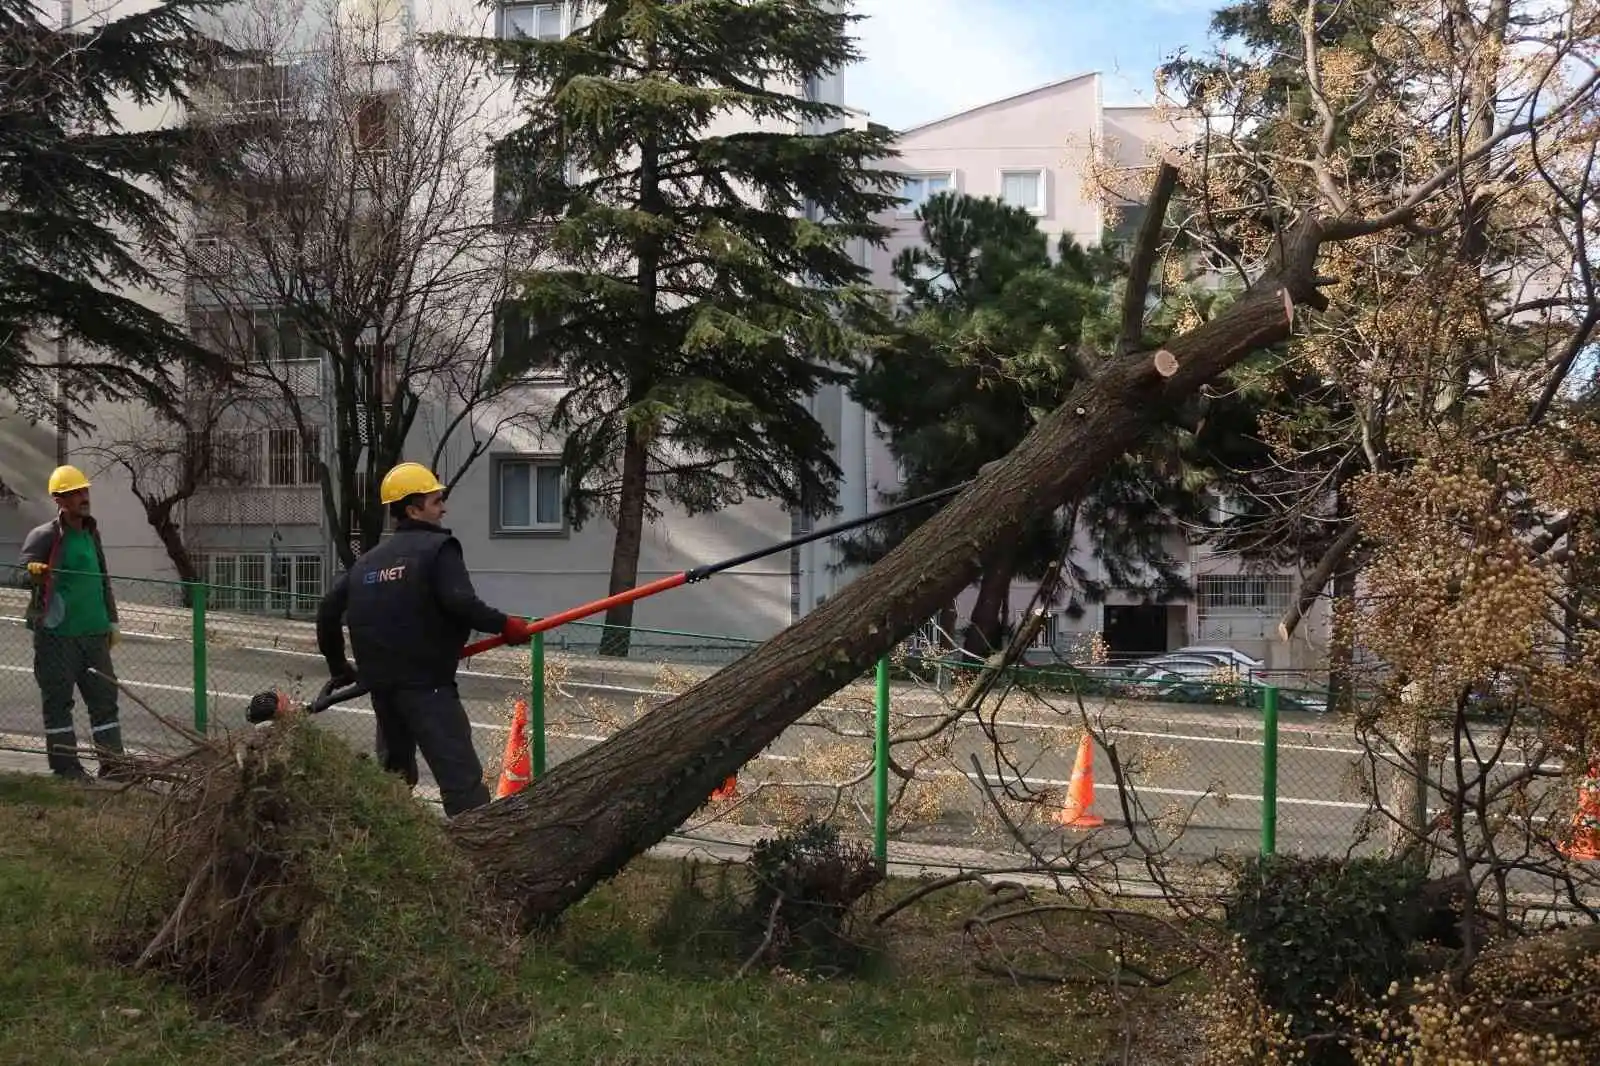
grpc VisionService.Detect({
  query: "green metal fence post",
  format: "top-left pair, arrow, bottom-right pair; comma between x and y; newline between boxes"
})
530,627 -> 547,778
873,656 -> 890,870
1261,685 -> 1280,855
190,582 -> 208,734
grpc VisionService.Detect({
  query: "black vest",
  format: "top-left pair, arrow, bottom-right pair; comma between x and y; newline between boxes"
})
345,521 -> 467,689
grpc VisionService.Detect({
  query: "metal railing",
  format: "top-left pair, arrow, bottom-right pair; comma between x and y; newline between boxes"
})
2,565 -> 1379,883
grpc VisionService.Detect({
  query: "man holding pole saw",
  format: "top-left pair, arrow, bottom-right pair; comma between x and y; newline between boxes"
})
311,461 -> 537,817
249,460 -> 1003,748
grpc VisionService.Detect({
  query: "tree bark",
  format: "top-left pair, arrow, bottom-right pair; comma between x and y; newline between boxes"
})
147,501 -> 199,584
598,424 -> 649,657
448,204 -> 1332,930
1278,521 -> 1360,642
1325,559 -> 1358,715
961,557 -> 1016,658
144,498 -> 202,606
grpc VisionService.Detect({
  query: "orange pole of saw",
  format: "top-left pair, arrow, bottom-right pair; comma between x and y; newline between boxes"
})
459,573 -> 687,658
287,478 -> 973,718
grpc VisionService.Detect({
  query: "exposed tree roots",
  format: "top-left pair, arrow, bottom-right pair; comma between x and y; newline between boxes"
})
106,713 -> 516,1038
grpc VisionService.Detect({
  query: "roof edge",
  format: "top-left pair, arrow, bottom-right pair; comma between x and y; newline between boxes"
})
894,71 -> 1101,137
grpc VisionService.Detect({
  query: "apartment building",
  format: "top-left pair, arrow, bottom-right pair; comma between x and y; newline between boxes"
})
17,1 -> 1328,668
44,0 -> 869,649
852,73 -> 1327,670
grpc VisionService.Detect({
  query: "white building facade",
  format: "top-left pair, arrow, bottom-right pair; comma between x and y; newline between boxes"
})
14,1 -> 1329,669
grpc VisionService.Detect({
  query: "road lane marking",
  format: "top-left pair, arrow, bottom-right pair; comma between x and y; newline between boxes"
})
0,666 -> 1552,810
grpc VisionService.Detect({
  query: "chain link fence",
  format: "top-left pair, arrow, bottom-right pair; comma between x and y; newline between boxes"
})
0,565 -> 1443,885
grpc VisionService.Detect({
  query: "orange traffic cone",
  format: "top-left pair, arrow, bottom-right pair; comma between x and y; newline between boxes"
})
709,774 -> 737,802
1558,762 -> 1600,862
495,699 -> 532,800
1053,734 -> 1104,828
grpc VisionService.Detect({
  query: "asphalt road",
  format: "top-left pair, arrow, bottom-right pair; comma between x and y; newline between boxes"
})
0,622 -> 1582,891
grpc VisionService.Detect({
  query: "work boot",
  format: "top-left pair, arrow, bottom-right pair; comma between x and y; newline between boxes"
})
52,763 -> 91,783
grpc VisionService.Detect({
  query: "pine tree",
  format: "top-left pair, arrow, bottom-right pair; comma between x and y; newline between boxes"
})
0,0 -> 229,426
847,192 -> 1205,658
478,0 -> 900,656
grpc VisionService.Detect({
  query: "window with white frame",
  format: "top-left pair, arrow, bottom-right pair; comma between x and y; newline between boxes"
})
196,550 -> 323,615
999,168 -> 1046,215
492,455 -> 565,535
499,1 -> 564,39
206,63 -> 292,119
898,172 -> 954,216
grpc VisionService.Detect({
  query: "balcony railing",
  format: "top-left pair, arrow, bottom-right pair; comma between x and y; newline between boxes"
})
185,485 -> 323,527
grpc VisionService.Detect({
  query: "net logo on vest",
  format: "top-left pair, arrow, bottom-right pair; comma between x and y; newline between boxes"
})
364,564 -> 408,585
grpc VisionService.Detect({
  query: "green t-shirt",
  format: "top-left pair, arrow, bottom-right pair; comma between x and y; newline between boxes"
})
49,527 -> 111,636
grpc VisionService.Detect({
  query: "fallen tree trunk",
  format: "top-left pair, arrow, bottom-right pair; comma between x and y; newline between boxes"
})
449,194 -> 1333,928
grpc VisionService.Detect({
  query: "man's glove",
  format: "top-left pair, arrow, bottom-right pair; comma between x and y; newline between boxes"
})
326,659 -> 357,688
501,616 -> 536,646
108,625 -> 120,649
26,561 -> 48,581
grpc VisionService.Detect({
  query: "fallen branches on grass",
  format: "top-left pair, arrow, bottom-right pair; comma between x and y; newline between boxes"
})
105,712 -> 517,1040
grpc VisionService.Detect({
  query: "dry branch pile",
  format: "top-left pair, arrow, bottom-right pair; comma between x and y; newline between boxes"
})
107,714 -> 517,1038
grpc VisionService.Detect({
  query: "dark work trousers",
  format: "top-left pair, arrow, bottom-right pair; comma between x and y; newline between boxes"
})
33,631 -> 123,775
370,683 -> 490,817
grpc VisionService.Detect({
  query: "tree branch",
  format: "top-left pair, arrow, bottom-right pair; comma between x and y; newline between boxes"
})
1278,521 -> 1362,642
1117,162 -> 1180,356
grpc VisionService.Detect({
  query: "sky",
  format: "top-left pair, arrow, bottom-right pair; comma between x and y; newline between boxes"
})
841,0 -> 1222,131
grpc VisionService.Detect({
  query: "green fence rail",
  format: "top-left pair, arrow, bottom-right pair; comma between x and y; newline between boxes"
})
2,566 -> 1327,871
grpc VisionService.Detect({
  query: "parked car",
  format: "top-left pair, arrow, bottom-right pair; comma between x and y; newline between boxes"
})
1165,644 -> 1265,673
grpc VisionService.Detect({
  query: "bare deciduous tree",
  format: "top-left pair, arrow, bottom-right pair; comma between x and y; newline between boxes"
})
183,0 -> 543,563
79,383 -> 254,587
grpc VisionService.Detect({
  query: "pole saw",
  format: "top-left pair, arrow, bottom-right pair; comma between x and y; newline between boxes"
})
245,476 -> 977,724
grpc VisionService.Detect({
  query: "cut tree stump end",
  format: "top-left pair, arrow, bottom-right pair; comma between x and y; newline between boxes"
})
1153,349 -> 1179,377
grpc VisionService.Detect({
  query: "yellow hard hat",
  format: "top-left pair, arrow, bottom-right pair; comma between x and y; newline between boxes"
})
47,465 -> 91,496
379,462 -> 446,505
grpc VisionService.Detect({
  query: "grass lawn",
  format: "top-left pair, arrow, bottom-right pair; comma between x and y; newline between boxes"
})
0,770 -> 1191,1065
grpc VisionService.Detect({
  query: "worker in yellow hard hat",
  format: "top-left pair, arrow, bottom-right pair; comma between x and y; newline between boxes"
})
315,461 -> 535,815
11,464 -> 125,781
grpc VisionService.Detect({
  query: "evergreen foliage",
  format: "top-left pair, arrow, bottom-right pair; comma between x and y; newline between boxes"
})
846,192 -> 1206,655
0,0 -> 229,428
473,0 -> 901,654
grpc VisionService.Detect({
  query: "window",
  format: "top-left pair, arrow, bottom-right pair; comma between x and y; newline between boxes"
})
190,306 -> 321,394
190,427 -> 318,487
190,428 -> 262,485
500,2 -> 563,39
1027,609 -> 1059,650
493,455 -> 565,535
1106,201 -> 1147,249
267,427 -> 320,486
207,63 -> 292,118
354,93 -> 396,154
197,550 -> 323,617
1208,491 -> 1249,527
492,157 -> 519,223
495,300 -> 564,380
493,150 -> 579,223
999,168 -> 1046,215
1196,574 -> 1295,615
898,172 -> 954,217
